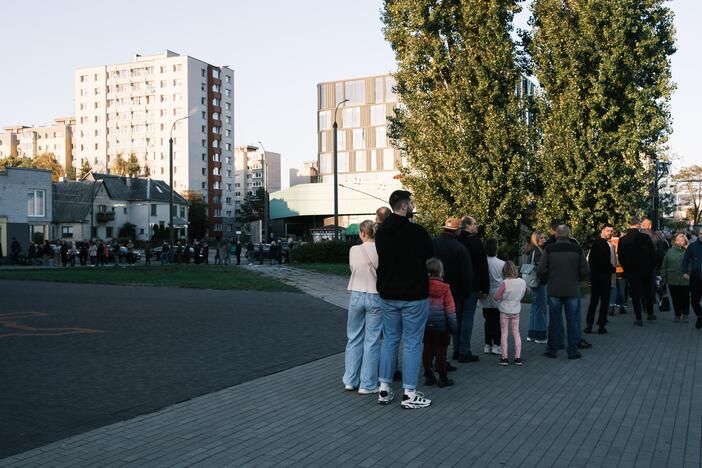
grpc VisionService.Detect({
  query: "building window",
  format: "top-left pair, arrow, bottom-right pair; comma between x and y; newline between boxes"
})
202,153 -> 206,161
370,104 -> 386,126
338,152 -> 349,173
352,129 -> 365,149
383,149 -> 395,170
61,226 -> 73,238
201,68 -> 206,77
180,206 -> 186,218
385,76 -> 397,102
106,226 -> 113,238
371,150 -> 378,171
342,107 -> 361,128
318,111 -> 331,130
225,75 -> 231,83
319,84 -> 328,109
345,80 -> 365,104
123,207 -> 127,215
355,151 -> 366,172
212,69 -> 220,79
27,189 -> 45,217
202,168 -> 206,175
337,130 -> 347,151
320,153 -> 331,174
375,126 -> 387,148
151,204 -> 157,216
320,132 -> 328,152
375,77 -> 384,103
225,143 -> 231,151
335,82 -> 344,105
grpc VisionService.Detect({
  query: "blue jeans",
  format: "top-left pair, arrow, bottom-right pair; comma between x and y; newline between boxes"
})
547,297 -> 579,357
528,285 -> 548,340
343,291 -> 383,390
610,277 -> 625,306
378,298 -> 429,391
455,292 -> 479,355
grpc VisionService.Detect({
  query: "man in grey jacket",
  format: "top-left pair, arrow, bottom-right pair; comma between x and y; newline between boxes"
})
538,225 -> 590,359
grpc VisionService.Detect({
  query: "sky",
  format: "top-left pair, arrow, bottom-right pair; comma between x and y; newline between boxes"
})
0,0 -> 699,186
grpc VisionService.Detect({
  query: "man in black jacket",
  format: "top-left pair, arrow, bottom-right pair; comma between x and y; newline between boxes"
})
375,190 -> 433,409
433,217 -> 474,362
618,217 -> 657,325
586,223 -> 616,334
455,216 -> 489,362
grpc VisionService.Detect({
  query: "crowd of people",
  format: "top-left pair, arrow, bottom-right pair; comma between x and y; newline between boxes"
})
343,190 -> 700,410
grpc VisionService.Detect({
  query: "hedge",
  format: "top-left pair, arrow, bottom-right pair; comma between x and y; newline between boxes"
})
291,240 -> 355,264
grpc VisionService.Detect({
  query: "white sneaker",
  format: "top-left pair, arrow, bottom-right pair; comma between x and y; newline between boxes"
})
377,389 -> 395,405
534,339 -> 548,344
401,391 -> 431,409
484,344 -> 491,354
491,345 -> 502,355
344,384 -> 355,391
526,337 -> 533,342
358,387 -> 379,395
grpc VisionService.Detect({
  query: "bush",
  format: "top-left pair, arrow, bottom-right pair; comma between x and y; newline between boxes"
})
291,240 -> 353,264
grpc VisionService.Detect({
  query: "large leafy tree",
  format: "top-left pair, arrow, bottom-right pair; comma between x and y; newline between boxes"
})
525,0 -> 676,242
382,0 -> 532,240
0,152 -> 64,182
238,188 -> 265,224
185,192 -> 208,240
78,159 -> 93,180
673,165 -> 702,228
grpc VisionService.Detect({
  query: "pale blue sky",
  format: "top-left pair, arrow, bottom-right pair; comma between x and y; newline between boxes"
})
0,1 -> 699,186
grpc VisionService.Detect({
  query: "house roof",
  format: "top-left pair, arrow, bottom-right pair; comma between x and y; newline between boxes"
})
89,173 -> 189,205
53,181 -> 94,223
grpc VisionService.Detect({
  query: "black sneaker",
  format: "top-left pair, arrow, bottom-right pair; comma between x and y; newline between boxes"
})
446,362 -> 457,372
424,372 -> 437,386
437,377 -> 454,388
543,351 -> 557,359
499,358 -> 509,366
577,340 -> 592,349
568,353 -> 582,360
377,389 -> 395,405
647,314 -> 657,321
401,391 -> 431,409
696,317 -> 702,330
393,370 -> 402,382
514,358 -> 523,366
597,326 -> 607,334
458,354 -> 479,363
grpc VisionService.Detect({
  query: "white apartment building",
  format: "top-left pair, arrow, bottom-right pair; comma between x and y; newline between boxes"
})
74,50 -> 234,237
233,145 -> 281,229
0,117 -> 75,175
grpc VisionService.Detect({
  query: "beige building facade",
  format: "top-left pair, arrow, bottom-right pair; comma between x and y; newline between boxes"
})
233,145 -> 281,230
0,117 -> 75,176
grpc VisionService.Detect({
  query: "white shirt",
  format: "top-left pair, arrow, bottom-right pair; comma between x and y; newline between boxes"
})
347,242 -> 379,294
481,256 -> 505,309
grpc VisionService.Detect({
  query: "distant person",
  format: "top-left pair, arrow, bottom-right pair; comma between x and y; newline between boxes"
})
682,227 -> 702,330
89,241 -> 98,266
144,243 -> 151,265
43,240 -> 52,266
344,220 -> 382,394
235,240 -> 242,265
494,261 -> 529,366
126,239 -> 135,265
246,240 -> 254,265
423,257 -> 457,388
585,223 -> 616,334
662,233 -> 690,322
375,206 -> 391,225
481,238 -> 504,355
525,231 -> 548,343
161,241 -> 170,266
619,217 -> 657,326
224,239 -> 232,265
375,190 -> 433,409
214,241 -> 222,265
10,237 -> 21,264
258,242 -> 264,265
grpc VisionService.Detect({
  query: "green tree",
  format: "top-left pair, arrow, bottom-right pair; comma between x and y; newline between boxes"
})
524,0 -> 676,242
78,159 -> 93,180
126,153 -> 141,178
111,153 -> 129,176
673,165 -> 702,228
118,222 -> 137,239
186,192 -> 208,240
238,188 -> 265,224
0,153 -> 64,182
382,0 -> 532,240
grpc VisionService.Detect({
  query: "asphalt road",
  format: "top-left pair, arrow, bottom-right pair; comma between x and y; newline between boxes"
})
0,280 -> 346,458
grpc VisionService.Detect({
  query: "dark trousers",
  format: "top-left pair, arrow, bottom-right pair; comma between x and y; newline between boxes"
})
669,285 -> 690,317
236,253 -> 241,265
628,272 -> 654,320
587,275 -> 612,327
689,277 -> 702,318
483,308 -> 501,346
422,330 -> 450,376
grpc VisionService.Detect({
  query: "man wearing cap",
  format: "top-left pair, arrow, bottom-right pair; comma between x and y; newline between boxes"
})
375,190 -> 433,409
433,217 -> 474,365
618,217 -> 657,325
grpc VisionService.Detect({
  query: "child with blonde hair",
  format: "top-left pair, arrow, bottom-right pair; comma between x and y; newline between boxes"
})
494,261 -> 530,366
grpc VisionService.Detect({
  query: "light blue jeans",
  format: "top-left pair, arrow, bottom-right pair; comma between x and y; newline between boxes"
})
378,298 -> 429,390
528,285 -> 548,340
343,291 -> 383,390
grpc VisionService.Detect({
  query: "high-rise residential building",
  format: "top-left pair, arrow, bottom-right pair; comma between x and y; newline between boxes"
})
0,117 -> 75,175
74,50 -> 235,237
317,74 -> 402,184
233,145 -> 281,230
289,161 -> 319,187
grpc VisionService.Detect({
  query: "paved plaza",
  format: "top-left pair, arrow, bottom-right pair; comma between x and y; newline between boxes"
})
1,265 -> 701,467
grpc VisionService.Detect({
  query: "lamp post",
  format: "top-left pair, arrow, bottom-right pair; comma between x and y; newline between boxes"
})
257,141 -> 269,243
333,99 -> 349,240
168,109 -> 196,262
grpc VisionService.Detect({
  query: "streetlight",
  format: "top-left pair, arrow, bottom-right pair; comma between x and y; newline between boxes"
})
257,141 -> 269,243
333,98 -> 349,240
168,108 -> 197,262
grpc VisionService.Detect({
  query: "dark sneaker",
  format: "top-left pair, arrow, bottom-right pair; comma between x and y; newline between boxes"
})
401,391 -> 431,409
445,362 -> 457,372
514,358 -> 523,366
597,326 -> 607,334
647,314 -> 657,321
377,389 -> 395,405
458,354 -> 479,363
393,370 -> 402,382
696,317 -> 702,330
584,326 -> 593,334
499,358 -> 509,366
577,340 -> 592,349
437,377 -> 454,388
424,372 -> 437,386
634,320 -> 643,327
568,353 -> 582,360
543,351 -> 557,359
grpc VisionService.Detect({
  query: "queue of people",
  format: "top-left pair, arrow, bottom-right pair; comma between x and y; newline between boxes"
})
342,190 -> 695,410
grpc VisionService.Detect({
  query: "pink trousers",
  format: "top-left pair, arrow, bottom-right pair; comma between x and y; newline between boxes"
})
500,313 -> 521,359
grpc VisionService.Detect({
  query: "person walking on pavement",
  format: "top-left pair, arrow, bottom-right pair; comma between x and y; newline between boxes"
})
682,227 -> 702,329
10,237 -> 21,265
161,241 -> 170,266
343,220 -> 383,394
456,216 -> 490,362
431,217 -> 473,368
538,225 -> 590,360
663,233 -> 690,322
224,240 -> 232,265
246,240 -> 254,265
525,231 -> 548,343
235,240 -> 242,265
482,238 -> 505,354
618,217 -> 657,326
376,190 -> 433,409
585,223 -> 616,334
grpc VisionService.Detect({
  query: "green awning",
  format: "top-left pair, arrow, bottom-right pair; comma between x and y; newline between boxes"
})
345,224 -> 359,235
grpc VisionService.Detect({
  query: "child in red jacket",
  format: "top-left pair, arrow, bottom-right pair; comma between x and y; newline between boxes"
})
423,257 -> 458,387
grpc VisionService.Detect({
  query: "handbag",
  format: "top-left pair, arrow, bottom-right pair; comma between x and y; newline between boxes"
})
520,251 -> 540,288
658,284 -> 671,312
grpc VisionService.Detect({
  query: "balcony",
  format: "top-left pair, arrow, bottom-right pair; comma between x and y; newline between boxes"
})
96,212 -> 115,223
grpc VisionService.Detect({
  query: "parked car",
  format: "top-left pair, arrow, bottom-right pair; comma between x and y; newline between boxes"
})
252,242 -> 291,263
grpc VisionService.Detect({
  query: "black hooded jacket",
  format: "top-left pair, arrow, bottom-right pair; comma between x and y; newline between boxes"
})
375,213 -> 433,301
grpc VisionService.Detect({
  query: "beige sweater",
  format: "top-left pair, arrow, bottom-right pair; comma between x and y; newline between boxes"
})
347,242 -> 379,293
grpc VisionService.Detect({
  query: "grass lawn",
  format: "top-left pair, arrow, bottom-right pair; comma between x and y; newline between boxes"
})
292,263 -> 350,277
0,265 -> 299,292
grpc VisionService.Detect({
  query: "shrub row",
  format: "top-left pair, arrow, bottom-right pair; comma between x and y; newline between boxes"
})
291,240 -> 355,264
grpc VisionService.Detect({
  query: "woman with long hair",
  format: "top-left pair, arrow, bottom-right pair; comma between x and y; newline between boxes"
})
525,231 -> 548,343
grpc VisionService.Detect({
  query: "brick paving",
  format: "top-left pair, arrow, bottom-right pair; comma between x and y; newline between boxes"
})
2,265 -> 701,467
